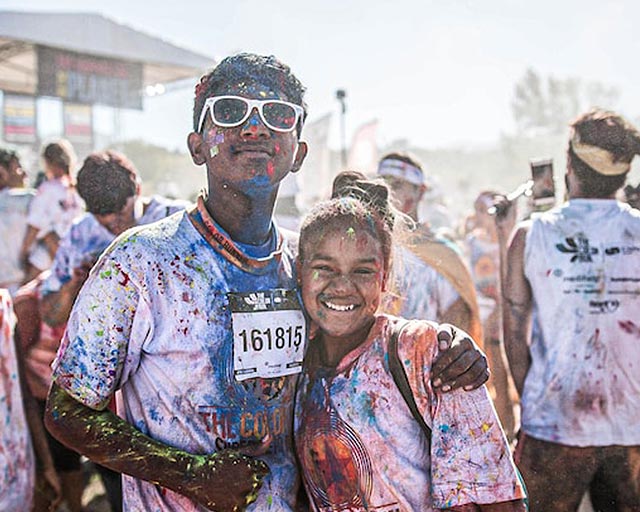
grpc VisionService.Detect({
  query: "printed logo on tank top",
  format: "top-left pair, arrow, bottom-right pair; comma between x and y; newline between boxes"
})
556,235 -> 598,262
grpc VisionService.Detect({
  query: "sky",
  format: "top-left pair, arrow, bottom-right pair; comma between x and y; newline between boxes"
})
4,0 -> 640,152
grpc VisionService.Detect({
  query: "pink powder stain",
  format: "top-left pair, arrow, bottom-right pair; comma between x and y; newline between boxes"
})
267,161 -> 275,177
114,263 -> 130,287
204,127 -> 218,144
274,143 -> 281,154
618,320 -> 640,337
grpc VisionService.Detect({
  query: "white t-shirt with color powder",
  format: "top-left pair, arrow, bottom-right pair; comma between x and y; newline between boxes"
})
52,207 -> 304,511
522,199 -> 640,446
0,289 -> 35,511
295,315 -> 525,511
385,246 -> 459,321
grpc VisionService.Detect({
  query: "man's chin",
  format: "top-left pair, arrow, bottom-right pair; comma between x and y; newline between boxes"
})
244,174 -> 281,190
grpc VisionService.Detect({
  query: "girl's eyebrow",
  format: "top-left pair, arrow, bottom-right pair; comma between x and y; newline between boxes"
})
308,253 -> 381,265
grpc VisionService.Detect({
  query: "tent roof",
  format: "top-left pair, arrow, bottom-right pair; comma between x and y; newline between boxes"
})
0,11 -> 215,96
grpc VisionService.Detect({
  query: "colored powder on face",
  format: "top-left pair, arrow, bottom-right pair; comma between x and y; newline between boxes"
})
267,161 -> 275,177
206,130 -> 224,159
313,270 -> 319,280
346,227 -> 356,239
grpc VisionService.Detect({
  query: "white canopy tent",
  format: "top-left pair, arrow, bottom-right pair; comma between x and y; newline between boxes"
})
0,11 -> 214,100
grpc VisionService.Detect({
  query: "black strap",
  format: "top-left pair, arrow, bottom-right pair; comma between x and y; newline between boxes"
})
388,320 -> 432,446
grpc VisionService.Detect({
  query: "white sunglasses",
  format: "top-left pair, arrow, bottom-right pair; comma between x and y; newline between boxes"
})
198,95 -> 304,133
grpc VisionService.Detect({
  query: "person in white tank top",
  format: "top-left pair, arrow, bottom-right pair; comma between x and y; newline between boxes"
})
498,108 -> 640,511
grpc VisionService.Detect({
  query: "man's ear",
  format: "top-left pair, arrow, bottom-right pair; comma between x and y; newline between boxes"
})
187,132 -> 207,166
291,141 -> 308,174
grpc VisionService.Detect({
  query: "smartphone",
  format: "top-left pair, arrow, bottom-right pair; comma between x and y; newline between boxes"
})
530,158 -> 555,208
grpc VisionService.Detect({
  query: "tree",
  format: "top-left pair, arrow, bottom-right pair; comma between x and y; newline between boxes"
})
511,68 -> 620,136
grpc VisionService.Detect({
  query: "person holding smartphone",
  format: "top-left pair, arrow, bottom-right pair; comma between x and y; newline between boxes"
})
499,109 -> 640,510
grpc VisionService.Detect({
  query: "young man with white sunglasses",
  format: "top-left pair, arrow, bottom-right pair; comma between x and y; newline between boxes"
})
44,53 -> 487,511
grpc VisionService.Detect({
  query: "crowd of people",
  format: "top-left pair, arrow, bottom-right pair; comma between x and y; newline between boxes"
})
0,52 -> 639,512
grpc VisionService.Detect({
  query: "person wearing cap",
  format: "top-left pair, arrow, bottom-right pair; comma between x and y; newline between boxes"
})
499,109 -> 640,510
377,153 -> 484,350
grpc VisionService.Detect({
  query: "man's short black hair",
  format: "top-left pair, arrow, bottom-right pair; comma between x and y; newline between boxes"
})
192,53 -> 307,134
77,151 -> 139,215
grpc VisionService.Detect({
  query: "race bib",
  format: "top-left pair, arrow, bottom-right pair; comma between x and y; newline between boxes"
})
229,289 -> 306,382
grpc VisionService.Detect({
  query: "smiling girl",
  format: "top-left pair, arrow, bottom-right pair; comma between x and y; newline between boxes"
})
294,173 -> 526,512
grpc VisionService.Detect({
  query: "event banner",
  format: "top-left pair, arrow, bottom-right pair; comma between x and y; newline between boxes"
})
3,94 -> 37,144
37,46 -> 143,110
63,103 -> 93,146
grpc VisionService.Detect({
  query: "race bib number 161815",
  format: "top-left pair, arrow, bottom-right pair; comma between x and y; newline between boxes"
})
229,289 -> 306,382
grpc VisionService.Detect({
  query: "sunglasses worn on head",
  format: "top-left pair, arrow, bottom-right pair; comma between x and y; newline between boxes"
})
198,95 -> 304,133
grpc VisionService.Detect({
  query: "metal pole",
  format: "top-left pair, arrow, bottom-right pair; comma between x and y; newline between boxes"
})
335,89 -> 347,167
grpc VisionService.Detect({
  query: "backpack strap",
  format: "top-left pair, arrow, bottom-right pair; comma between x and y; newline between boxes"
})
388,320 -> 432,446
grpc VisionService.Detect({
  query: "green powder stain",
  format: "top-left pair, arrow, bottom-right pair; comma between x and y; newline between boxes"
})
96,330 -> 104,337
346,226 -> 356,238
267,495 -> 273,506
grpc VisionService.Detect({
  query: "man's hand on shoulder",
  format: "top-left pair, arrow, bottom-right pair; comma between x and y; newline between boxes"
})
432,324 -> 489,392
